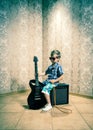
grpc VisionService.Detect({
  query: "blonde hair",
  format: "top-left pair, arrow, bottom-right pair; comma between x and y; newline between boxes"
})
50,50 -> 61,58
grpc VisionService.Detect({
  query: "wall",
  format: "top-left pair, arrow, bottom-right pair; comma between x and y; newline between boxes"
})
0,0 -> 43,93
43,0 -> 93,96
0,0 -> 93,96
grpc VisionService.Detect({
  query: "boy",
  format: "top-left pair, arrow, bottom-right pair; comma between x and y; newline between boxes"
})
40,50 -> 64,111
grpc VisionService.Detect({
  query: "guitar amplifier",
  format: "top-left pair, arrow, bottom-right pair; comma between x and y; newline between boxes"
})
50,83 -> 69,105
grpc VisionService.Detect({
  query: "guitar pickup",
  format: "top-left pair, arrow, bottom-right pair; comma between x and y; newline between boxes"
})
34,96 -> 41,100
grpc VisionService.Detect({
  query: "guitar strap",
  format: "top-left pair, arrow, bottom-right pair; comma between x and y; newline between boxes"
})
53,87 -> 72,114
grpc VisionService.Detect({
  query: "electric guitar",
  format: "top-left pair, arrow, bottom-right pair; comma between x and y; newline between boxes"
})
27,56 -> 46,109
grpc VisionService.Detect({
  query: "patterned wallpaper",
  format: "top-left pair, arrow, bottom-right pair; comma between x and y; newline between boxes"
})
0,0 -> 43,93
43,0 -> 93,96
0,0 -> 93,96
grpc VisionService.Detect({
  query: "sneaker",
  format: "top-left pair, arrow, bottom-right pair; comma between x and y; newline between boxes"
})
42,103 -> 49,109
42,104 -> 52,111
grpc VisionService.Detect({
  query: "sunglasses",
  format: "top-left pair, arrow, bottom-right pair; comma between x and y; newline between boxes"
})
49,56 -> 59,60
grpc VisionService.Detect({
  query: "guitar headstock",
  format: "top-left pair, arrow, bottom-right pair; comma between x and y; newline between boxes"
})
33,56 -> 38,63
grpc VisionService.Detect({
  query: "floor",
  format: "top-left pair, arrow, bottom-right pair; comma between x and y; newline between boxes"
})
0,90 -> 93,130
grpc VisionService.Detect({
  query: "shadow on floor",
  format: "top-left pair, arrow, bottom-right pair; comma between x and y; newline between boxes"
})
22,105 -> 29,109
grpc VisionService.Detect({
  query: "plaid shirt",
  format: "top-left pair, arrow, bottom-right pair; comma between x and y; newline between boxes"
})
43,62 -> 64,86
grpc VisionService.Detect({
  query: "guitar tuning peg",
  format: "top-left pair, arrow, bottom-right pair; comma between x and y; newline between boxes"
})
33,56 -> 38,62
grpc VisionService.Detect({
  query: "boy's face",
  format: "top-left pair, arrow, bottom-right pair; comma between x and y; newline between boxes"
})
49,54 -> 60,64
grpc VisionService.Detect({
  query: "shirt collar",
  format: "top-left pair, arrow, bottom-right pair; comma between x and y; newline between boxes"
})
51,62 -> 58,68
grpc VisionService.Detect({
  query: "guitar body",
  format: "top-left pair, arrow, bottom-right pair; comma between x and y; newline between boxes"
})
27,79 -> 46,109
27,56 -> 46,110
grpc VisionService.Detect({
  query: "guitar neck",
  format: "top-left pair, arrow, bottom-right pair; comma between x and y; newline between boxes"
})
35,62 -> 39,86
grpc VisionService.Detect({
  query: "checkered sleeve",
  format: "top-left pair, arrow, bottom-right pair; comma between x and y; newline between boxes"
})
57,65 -> 64,77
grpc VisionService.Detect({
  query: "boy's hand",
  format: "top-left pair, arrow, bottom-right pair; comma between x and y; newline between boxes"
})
38,72 -> 45,76
49,79 -> 56,84
50,75 -> 63,83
